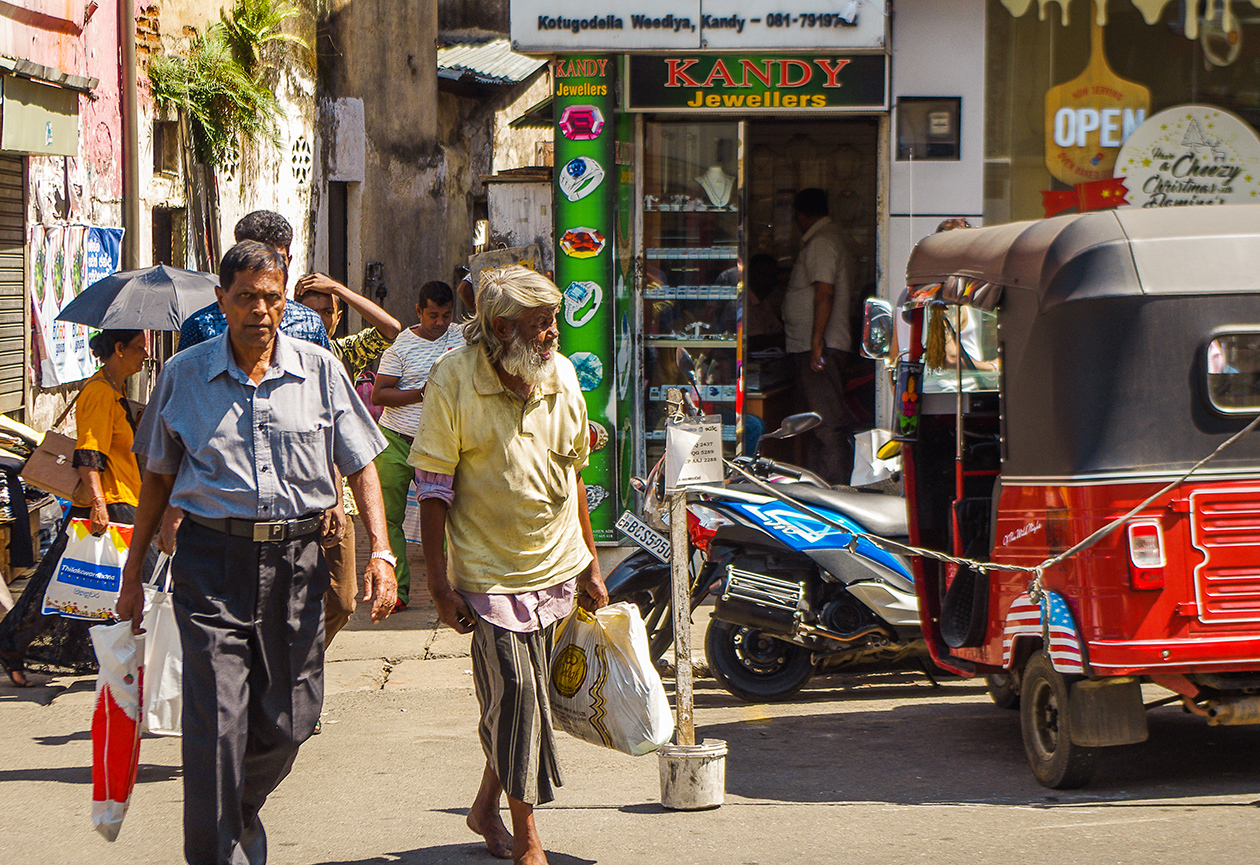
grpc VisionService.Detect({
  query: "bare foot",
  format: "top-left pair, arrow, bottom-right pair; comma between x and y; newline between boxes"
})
467,810 -> 513,859
515,847 -> 549,865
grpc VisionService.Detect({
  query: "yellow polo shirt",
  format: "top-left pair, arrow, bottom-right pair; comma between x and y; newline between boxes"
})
409,344 -> 593,594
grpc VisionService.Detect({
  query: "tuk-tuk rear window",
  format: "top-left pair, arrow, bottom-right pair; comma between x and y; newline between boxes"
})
1207,335 -> 1260,413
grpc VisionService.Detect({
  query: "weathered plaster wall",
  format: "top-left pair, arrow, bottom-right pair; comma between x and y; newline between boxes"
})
492,71 -> 552,172
318,0 -> 486,326
438,0 -> 508,37
133,1 -> 318,286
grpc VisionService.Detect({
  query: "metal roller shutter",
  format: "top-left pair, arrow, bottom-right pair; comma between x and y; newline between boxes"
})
0,155 -> 24,412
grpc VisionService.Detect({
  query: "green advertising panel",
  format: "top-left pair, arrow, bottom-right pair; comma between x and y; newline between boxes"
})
626,53 -> 887,112
554,55 -> 617,542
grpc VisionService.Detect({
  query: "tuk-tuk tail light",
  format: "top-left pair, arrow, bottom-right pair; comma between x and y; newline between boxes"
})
1127,520 -> 1166,590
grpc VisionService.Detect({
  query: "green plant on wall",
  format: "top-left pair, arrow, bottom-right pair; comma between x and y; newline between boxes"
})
148,0 -> 307,168
218,0 -> 305,75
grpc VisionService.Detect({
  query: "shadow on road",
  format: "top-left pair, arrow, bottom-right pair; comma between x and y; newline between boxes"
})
700,699 -> 1260,806
0,762 -> 179,785
315,844 -> 595,865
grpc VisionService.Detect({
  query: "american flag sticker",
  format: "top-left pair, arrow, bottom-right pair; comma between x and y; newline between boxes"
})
1042,592 -> 1085,674
1001,593 -> 1042,668
1000,591 -> 1086,675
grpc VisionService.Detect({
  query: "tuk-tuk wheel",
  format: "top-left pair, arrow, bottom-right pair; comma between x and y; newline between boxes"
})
985,672 -> 1020,710
1020,653 -> 1097,789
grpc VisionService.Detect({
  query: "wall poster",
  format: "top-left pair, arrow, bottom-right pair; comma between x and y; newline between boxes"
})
30,224 -> 123,387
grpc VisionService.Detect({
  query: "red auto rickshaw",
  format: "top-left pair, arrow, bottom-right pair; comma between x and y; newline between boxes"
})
865,206 -> 1260,788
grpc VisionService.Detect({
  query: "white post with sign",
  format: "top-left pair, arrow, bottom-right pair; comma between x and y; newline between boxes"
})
658,392 -> 727,810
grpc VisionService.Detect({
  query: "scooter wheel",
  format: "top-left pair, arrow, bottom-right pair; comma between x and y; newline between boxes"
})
705,620 -> 814,703
1020,653 -> 1097,789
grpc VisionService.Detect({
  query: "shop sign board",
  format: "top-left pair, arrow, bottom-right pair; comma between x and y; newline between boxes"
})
511,0 -> 886,52
553,56 -> 618,542
625,53 -> 887,113
1042,19 -> 1150,186
1114,105 -> 1260,208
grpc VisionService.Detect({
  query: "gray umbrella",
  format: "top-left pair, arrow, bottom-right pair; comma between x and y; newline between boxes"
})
56,264 -> 219,331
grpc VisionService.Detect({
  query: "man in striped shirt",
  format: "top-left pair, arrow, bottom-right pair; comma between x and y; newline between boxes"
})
371,280 -> 464,608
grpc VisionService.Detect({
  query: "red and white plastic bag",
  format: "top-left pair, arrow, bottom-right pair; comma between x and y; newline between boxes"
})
89,621 -> 144,841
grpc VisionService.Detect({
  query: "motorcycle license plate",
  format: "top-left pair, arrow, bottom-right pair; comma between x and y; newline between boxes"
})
615,511 -> 671,563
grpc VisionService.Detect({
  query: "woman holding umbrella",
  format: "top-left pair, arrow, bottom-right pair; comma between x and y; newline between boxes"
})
1,330 -> 151,686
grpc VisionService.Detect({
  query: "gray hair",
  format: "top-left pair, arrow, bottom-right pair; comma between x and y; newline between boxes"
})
463,265 -> 562,363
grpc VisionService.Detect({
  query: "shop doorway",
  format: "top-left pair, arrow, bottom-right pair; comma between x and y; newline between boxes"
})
743,118 -> 880,460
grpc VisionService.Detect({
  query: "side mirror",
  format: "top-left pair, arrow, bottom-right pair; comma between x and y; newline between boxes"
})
861,298 -> 894,360
760,412 -> 822,442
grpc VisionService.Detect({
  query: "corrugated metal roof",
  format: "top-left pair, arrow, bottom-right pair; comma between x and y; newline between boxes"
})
437,39 -> 546,85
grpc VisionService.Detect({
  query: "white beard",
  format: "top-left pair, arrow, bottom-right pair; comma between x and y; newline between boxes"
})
500,335 -> 556,388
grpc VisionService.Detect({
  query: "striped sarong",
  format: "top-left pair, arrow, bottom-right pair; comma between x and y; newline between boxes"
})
470,619 -> 564,805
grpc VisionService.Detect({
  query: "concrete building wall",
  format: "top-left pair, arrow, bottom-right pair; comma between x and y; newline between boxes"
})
887,0 -> 987,301
132,1 -> 318,284
318,0 -> 501,326
492,72 -> 552,172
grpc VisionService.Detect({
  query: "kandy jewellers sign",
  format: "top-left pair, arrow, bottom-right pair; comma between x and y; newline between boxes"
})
626,54 -> 887,112
511,0 -> 887,51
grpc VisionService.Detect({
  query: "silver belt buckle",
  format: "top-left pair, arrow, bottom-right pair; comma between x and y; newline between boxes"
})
254,521 -> 286,542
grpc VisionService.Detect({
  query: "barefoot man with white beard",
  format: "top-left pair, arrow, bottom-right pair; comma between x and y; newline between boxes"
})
410,266 -> 607,865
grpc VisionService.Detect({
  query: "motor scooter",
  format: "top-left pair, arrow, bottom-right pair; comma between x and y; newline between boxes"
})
609,360 -> 926,702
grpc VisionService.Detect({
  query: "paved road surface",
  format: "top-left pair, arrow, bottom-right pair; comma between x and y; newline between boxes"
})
2,552 -> 1259,864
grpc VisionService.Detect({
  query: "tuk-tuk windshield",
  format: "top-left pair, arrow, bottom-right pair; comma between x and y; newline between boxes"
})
921,305 -> 1001,394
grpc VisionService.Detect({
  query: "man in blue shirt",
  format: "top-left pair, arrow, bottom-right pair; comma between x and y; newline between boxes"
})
119,240 -> 396,865
179,210 -> 329,351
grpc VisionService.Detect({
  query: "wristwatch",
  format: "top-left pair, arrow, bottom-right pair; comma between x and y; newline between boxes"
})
369,550 -> 398,568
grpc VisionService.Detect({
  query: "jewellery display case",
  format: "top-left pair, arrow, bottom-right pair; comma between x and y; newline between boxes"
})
640,121 -> 744,459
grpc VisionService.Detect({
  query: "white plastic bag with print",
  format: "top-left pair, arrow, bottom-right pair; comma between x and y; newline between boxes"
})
42,519 -> 131,620
141,553 -> 182,736
549,602 -> 674,757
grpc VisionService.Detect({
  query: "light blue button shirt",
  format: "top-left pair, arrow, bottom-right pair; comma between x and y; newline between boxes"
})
134,330 -> 386,520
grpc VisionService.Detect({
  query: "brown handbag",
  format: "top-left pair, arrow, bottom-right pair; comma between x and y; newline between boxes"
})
20,395 -> 85,502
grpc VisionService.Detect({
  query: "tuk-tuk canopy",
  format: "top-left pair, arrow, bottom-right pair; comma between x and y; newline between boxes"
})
903,205 -> 1260,482
905,206 -> 1260,312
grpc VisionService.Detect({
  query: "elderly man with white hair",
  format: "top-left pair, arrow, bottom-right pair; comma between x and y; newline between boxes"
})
410,265 -> 606,865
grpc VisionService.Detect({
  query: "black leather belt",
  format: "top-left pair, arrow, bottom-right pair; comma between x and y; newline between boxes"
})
186,512 -> 323,542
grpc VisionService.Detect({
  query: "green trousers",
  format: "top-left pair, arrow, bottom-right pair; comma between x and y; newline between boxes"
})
374,426 -> 415,605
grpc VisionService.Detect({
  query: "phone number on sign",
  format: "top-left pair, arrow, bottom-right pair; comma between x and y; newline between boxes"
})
763,13 -> 856,27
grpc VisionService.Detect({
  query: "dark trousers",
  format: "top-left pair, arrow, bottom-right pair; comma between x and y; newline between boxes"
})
792,349 -> 857,486
172,519 -> 329,865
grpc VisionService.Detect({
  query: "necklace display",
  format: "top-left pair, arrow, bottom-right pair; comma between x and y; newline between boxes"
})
695,166 -> 734,208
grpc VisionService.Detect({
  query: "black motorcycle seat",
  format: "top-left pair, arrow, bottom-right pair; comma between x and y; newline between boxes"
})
780,485 -> 908,538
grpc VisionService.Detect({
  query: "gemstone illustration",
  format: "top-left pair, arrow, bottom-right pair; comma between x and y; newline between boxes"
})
558,156 -> 605,202
570,351 -> 604,392
560,227 -> 606,259
563,280 -> 602,327
589,420 -> 609,452
559,105 -> 605,141
585,484 -> 609,513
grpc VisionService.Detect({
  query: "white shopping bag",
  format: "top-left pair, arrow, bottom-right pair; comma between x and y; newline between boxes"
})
549,602 -> 674,757
42,519 -> 132,620
851,427 -> 900,487
141,553 -> 182,736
